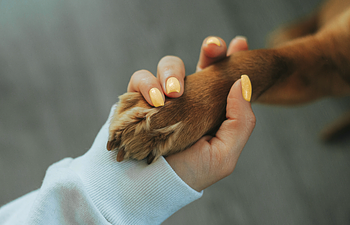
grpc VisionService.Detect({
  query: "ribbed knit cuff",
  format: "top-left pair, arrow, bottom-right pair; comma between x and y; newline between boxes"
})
69,106 -> 203,224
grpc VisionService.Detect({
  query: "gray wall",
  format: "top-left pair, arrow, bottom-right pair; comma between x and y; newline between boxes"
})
1,0 -> 350,224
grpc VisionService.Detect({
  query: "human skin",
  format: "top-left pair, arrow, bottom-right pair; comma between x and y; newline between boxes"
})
126,36 -> 256,191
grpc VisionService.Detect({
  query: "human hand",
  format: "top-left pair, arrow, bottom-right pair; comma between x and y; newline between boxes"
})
127,36 -> 249,106
126,36 -> 255,191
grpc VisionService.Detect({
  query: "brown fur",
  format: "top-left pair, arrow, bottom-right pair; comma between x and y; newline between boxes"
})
108,0 -> 350,163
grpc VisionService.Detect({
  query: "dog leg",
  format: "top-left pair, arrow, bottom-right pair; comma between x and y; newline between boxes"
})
268,0 -> 350,48
107,49 -> 292,163
268,13 -> 319,47
108,5 -> 350,162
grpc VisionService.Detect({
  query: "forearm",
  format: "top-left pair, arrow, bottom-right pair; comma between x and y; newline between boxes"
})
0,106 -> 202,225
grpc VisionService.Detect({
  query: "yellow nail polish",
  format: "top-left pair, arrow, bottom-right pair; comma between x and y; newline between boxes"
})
235,35 -> 247,42
166,77 -> 181,94
206,37 -> 221,46
241,75 -> 252,102
149,88 -> 164,107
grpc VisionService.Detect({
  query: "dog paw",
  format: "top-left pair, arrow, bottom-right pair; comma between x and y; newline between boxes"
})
107,92 -> 187,164
106,58 -> 259,163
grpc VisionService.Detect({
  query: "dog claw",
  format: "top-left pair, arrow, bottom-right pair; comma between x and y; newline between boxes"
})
107,139 -> 119,151
108,92 -> 204,163
117,147 -> 126,162
147,153 -> 156,164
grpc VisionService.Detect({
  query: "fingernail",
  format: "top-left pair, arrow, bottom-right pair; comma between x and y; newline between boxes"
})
166,77 -> 181,94
149,88 -> 164,107
241,75 -> 252,102
235,35 -> 247,42
206,36 -> 221,46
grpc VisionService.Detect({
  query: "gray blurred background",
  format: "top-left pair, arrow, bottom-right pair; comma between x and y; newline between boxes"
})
1,0 -> 350,224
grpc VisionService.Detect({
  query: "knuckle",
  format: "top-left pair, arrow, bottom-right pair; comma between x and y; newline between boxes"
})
159,55 -> 173,64
131,70 -> 151,79
129,70 -> 157,91
239,112 -> 256,138
166,55 -> 182,62
159,55 -> 184,67
246,112 -> 256,130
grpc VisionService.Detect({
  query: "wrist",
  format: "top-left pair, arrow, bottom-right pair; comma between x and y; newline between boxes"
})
166,154 -> 201,192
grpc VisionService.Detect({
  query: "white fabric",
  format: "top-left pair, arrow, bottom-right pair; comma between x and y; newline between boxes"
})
0,106 -> 203,224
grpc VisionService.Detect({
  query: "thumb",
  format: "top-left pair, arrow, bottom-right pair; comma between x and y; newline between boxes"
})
214,78 -> 256,150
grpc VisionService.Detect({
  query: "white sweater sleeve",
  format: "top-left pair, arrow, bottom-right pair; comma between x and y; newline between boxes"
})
0,106 -> 203,225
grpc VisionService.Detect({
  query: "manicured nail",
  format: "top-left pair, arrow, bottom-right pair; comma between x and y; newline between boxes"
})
206,37 -> 221,46
149,88 -> 164,107
235,35 -> 247,42
241,75 -> 252,102
166,77 -> 181,94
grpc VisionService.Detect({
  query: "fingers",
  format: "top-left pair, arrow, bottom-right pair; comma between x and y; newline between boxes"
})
227,36 -> 249,56
209,78 -> 256,173
199,36 -> 251,162
127,36 -> 249,108
224,79 -> 255,145
166,79 -> 255,191
157,56 -> 185,98
127,70 -> 165,107
127,56 -> 186,106
196,36 -> 249,72
196,36 -> 227,72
